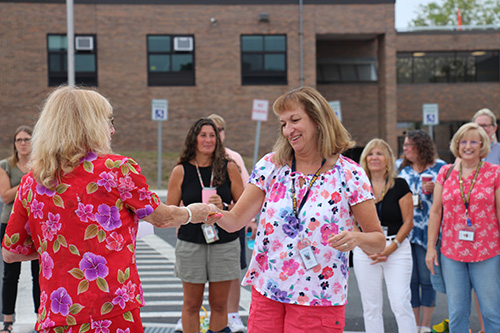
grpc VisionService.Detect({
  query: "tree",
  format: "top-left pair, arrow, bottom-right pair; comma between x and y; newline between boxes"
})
410,0 -> 500,26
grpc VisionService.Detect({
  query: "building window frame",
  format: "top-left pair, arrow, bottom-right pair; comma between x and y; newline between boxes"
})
241,34 -> 287,85
147,34 -> 195,86
47,34 -> 98,87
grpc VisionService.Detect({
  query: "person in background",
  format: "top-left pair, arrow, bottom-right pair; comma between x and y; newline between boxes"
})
1,86 -> 211,333
473,108 -> 500,166
354,139 -> 417,333
0,126 -> 40,333
207,87 -> 385,332
398,130 -> 446,333
208,113 -> 256,333
426,123 -> 500,333
166,118 -> 244,333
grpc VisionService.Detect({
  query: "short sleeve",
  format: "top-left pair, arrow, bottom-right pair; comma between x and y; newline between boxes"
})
2,175 -> 35,255
248,153 -> 279,193
341,157 -> 374,206
395,178 -> 411,199
115,158 -> 160,219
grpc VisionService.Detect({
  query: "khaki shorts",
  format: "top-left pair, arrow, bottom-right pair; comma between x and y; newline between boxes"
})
175,238 -> 241,284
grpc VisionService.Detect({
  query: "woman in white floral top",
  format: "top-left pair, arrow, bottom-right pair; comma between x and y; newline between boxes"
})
208,87 -> 385,333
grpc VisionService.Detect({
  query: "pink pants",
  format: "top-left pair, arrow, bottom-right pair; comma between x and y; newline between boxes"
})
247,287 -> 345,333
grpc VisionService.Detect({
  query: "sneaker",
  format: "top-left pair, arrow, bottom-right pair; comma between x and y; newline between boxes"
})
420,326 -> 432,333
431,319 -> 449,333
174,318 -> 183,332
228,313 -> 246,332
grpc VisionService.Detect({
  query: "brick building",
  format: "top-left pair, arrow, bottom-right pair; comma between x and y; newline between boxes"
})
1,0 -> 499,165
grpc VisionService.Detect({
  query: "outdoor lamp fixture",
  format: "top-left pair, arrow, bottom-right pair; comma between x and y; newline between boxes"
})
471,51 -> 486,56
210,17 -> 218,25
412,52 -> 426,57
258,12 -> 270,23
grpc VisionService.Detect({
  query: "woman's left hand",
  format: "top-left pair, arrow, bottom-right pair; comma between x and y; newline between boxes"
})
422,181 -> 435,195
328,230 -> 358,252
368,253 -> 388,264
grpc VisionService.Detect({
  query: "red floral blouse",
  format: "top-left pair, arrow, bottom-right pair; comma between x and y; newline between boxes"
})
2,153 -> 160,331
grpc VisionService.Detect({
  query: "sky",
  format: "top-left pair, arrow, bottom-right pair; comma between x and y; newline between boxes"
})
395,0 -> 439,28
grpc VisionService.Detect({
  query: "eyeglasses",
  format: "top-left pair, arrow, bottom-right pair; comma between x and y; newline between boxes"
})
15,138 -> 31,144
109,116 -> 115,126
458,140 -> 481,146
217,127 -> 224,132
403,143 -> 415,148
478,124 -> 494,129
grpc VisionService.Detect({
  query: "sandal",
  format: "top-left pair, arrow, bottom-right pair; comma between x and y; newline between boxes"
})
0,321 -> 13,333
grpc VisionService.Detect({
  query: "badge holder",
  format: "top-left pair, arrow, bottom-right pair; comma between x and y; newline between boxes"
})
298,239 -> 319,270
412,193 -> 421,209
201,224 -> 219,243
458,225 -> 475,242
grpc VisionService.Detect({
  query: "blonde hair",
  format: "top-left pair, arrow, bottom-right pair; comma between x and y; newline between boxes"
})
272,87 -> 355,165
450,122 -> 490,159
207,113 -> 226,129
360,139 -> 396,189
31,86 -> 113,189
472,108 -> 497,143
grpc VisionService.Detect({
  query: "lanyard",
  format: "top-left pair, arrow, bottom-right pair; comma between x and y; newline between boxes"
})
194,161 -> 213,189
375,178 -> 388,218
458,161 -> 482,226
291,156 -> 326,220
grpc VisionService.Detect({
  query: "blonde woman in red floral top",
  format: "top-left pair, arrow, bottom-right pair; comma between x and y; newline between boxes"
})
1,86 -> 211,333
426,122 -> 500,333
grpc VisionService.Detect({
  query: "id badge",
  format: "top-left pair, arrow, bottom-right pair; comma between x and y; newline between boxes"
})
299,246 -> 319,270
412,193 -> 420,207
382,226 -> 388,238
201,224 -> 219,243
458,226 -> 475,242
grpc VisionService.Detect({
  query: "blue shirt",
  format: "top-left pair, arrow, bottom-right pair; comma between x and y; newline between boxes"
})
398,159 -> 446,249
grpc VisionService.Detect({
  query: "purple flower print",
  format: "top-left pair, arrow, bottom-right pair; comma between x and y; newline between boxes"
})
41,252 -> 54,279
30,199 -> 44,219
118,175 -> 136,201
91,319 -> 111,333
270,287 -> 291,303
79,252 -> 109,281
97,171 -> 117,192
36,184 -> 56,197
41,212 -> 62,241
50,287 -> 73,316
80,151 -> 98,163
136,205 -> 154,219
75,203 -> 96,222
96,204 -> 122,231
138,187 -> 152,201
112,287 -> 130,309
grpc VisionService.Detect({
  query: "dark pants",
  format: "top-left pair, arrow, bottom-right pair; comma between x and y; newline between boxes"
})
1,223 -> 40,315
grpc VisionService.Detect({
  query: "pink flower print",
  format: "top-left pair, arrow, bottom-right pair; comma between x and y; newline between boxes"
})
264,223 -> 274,236
96,204 -> 122,231
22,177 -> 33,195
320,266 -> 334,279
269,182 -> 287,203
40,318 -> 56,329
13,244 -> 30,255
79,252 -> 109,281
255,252 -> 269,270
118,175 -> 136,201
36,184 -> 56,197
282,259 -> 300,276
330,192 -> 342,204
332,282 -> 343,295
97,171 -> 117,192
138,284 -> 145,305
75,203 -> 96,222
41,252 -> 54,279
117,329 -> 130,333
41,213 -> 62,241
320,223 -> 339,246
138,187 -> 152,201
308,218 -> 320,231
112,287 -> 130,309
271,239 -> 283,252
24,220 -> 31,236
30,199 -> 44,219
125,280 -> 137,299
105,231 -> 125,251
91,319 -> 112,333
50,287 -> 73,316
40,291 -> 48,307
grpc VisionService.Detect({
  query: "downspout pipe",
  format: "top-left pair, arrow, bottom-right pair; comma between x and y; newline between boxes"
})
299,0 -> 304,87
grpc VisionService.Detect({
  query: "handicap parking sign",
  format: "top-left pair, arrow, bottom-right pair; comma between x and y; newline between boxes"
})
423,104 -> 439,126
152,99 -> 168,121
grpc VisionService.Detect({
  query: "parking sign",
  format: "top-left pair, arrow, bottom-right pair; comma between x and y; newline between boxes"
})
422,103 -> 439,126
152,99 -> 168,121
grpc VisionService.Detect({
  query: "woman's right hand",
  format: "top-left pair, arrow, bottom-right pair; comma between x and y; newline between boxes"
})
425,246 -> 438,274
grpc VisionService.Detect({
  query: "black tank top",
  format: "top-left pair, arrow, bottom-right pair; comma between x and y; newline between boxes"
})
177,161 -> 239,244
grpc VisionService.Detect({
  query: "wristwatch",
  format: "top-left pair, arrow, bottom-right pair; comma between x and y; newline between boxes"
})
393,239 -> 401,248
222,202 -> 229,211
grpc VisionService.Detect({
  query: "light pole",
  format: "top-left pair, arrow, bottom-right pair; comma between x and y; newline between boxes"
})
66,0 -> 75,86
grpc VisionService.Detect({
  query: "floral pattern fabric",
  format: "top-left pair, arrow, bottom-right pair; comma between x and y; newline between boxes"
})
243,153 -> 373,306
437,162 -> 500,262
398,160 -> 446,249
2,153 -> 160,331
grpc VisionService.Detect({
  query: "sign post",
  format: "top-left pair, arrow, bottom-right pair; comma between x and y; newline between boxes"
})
251,99 -> 269,167
422,103 -> 439,140
152,99 -> 168,189
329,101 -> 342,122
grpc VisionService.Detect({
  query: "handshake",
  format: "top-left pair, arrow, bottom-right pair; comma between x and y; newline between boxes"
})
182,203 -> 224,225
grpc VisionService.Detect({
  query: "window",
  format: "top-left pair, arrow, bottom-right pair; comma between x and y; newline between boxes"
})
317,58 -> 378,83
147,35 -> 195,86
47,34 -> 97,86
397,51 -> 499,84
241,35 -> 287,85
